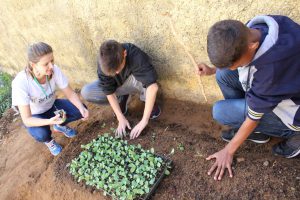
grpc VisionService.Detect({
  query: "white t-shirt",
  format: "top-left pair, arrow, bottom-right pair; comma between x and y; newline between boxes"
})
12,65 -> 68,115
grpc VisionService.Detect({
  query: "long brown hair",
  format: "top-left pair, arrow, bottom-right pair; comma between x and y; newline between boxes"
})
26,42 -> 53,78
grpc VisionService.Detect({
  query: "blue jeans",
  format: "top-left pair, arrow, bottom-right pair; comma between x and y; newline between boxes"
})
213,69 -> 298,139
26,99 -> 84,142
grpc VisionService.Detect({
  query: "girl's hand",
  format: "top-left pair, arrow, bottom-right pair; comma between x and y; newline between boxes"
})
80,107 -> 89,121
49,114 -> 65,125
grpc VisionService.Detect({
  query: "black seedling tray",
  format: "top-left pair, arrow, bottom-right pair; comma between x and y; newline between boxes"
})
139,154 -> 173,200
93,154 -> 173,200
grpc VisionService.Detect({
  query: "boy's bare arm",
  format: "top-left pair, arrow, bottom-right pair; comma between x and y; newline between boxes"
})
107,93 -> 131,137
206,117 -> 259,180
130,83 -> 158,139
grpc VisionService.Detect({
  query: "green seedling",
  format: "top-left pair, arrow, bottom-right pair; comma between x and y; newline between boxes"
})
69,134 -> 171,199
177,143 -> 185,151
151,132 -> 156,142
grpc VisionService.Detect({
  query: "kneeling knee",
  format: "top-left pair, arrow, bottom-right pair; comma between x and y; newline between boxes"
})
212,101 -> 226,124
80,85 -> 90,101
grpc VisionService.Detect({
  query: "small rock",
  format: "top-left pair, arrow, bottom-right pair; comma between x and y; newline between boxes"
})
279,189 -> 283,193
237,157 -> 245,163
296,177 -> 300,180
291,187 -> 295,191
263,161 -> 269,167
65,163 -> 70,169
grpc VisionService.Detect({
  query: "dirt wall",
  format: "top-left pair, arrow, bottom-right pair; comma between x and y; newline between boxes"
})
0,0 -> 299,103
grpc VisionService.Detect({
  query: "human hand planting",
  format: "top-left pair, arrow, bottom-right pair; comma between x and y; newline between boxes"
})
116,115 -> 131,138
79,106 -> 89,121
206,118 -> 258,181
130,119 -> 148,139
206,147 -> 233,181
69,134 -> 171,199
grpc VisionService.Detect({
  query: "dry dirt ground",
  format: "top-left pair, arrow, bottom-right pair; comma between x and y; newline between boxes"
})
0,97 -> 299,200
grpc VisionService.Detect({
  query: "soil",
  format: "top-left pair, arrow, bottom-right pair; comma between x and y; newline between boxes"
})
0,97 -> 299,200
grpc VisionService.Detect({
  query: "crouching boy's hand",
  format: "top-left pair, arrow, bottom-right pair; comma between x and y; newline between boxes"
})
129,83 -> 158,139
116,116 -> 131,138
130,119 -> 148,139
206,117 -> 259,181
206,147 -> 234,181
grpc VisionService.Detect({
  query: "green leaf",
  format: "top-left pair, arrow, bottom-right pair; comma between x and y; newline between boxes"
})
104,133 -> 109,137
149,178 -> 155,185
165,169 -> 170,175
133,188 -> 144,195
170,148 -> 175,155
177,143 -> 185,151
130,165 -> 136,173
150,148 -> 155,154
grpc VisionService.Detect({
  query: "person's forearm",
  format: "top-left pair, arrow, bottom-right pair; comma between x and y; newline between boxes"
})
107,93 -> 124,120
142,83 -> 158,122
23,117 -> 51,127
226,117 -> 259,154
65,90 -> 85,110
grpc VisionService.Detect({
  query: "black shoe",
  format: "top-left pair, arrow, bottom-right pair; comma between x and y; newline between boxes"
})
221,128 -> 270,144
272,134 -> 300,158
119,95 -> 130,115
150,104 -> 161,119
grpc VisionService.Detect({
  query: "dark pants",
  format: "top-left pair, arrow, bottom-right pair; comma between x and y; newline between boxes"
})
26,99 -> 83,142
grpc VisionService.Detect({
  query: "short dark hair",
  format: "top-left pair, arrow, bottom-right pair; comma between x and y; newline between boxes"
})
99,40 -> 124,76
207,20 -> 249,68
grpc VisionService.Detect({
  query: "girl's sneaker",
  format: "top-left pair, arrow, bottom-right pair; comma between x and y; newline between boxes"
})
45,139 -> 62,156
53,124 -> 77,138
